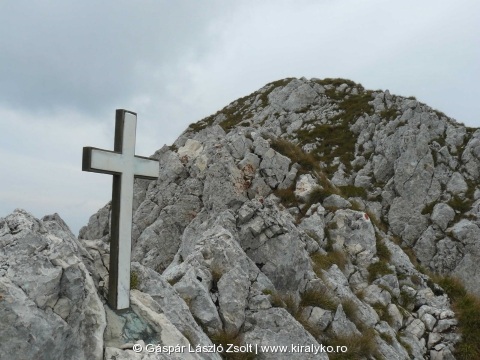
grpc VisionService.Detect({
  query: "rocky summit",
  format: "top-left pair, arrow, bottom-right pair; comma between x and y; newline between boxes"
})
2,77 -> 480,359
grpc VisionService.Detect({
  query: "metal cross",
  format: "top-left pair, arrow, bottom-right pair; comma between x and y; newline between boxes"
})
82,109 -> 158,310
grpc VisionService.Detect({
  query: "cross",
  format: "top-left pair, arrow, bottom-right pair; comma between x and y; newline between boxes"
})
82,109 -> 159,310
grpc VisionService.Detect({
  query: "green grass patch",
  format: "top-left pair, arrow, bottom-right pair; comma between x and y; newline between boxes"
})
341,299 -> 361,327
376,237 -> 392,262
311,251 -> 348,274
399,289 -> 416,311
270,137 -> 320,173
188,115 -> 215,132
434,110 -> 447,118
379,332 -> 394,345
448,196 -> 473,214
257,78 -> 295,105
268,291 -> 298,315
210,330 -> 255,360
214,91 -> 257,132
313,78 -> 361,89
307,187 -> 333,204
130,271 -> 140,290
421,202 -> 437,215
273,186 -> 297,206
325,328 -> 379,360
372,302 -> 394,325
380,107 -> 398,121
367,261 -> 394,283
295,88 -> 373,175
432,136 -> 446,147
338,185 -> 367,198
300,288 -> 337,311
367,212 -> 388,233
434,275 -> 480,359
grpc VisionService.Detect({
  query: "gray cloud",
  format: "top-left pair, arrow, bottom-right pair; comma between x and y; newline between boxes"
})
0,1 -> 231,115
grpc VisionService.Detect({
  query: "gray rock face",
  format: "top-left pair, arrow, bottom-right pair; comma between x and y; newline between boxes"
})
329,209 -> 376,266
243,308 -> 328,360
431,203 -> 455,231
5,77 -> 479,359
0,210 -> 105,360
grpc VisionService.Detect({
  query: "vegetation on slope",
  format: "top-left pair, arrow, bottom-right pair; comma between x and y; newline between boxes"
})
296,79 -> 374,175
434,276 -> 480,359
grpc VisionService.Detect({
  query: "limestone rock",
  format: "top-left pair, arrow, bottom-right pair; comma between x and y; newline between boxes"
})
431,203 -> 455,231
243,308 -> 328,360
294,174 -> 318,202
0,210 -> 105,360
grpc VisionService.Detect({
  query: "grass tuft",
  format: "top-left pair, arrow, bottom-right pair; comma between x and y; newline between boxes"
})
270,138 -> 320,173
325,328 -> 379,360
380,107 -> 398,121
273,186 -> 297,206
130,271 -> 140,290
433,276 -> 480,359
376,237 -> 392,262
367,261 -> 394,283
421,202 -> 437,215
210,330 -> 255,360
311,251 -> 347,273
338,185 -> 367,198
300,288 -> 337,311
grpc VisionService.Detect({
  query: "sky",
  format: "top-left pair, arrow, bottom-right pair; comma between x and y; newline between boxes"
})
0,0 -> 479,235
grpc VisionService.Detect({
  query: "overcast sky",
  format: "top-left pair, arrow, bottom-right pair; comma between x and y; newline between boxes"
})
0,0 -> 479,235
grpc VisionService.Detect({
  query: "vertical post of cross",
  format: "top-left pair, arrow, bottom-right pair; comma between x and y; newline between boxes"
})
82,110 -> 159,310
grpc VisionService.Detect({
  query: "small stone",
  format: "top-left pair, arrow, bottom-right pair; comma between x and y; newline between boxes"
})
405,318 -> 426,339
421,313 -> 437,332
434,319 -> 457,333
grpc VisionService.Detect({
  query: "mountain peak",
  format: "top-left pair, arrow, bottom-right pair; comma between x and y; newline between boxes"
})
3,77 -> 480,359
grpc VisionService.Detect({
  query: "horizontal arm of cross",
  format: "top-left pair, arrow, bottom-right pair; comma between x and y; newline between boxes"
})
83,147 -> 158,179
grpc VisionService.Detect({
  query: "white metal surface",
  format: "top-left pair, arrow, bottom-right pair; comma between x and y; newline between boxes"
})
83,110 -> 158,310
